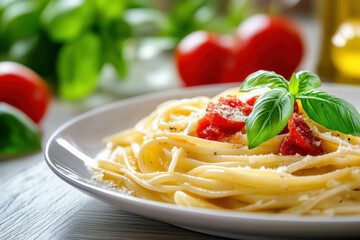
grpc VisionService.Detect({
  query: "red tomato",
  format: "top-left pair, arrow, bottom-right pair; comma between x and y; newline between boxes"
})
196,96 -> 251,141
197,117 -> 226,141
175,31 -> 231,86
280,113 -> 323,156
0,62 -> 51,123
206,97 -> 250,129
221,14 -> 304,83
245,95 -> 259,106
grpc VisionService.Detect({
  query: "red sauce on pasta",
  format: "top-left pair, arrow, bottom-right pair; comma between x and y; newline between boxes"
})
196,96 -> 252,140
280,113 -> 324,156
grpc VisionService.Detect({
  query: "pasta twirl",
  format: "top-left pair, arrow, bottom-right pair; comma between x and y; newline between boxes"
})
91,88 -> 360,216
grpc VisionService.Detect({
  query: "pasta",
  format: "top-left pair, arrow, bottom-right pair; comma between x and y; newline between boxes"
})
91,87 -> 360,216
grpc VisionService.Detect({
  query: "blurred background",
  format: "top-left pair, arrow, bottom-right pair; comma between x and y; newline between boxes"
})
0,0 -> 359,101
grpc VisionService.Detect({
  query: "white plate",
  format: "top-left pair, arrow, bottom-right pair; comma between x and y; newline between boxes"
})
45,83 -> 360,239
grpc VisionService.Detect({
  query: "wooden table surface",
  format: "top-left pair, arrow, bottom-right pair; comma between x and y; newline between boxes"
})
0,15 -> 321,240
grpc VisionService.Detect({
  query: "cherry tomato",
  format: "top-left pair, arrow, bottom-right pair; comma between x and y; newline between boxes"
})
221,14 -> 304,83
0,62 -> 51,123
175,31 -> 231,86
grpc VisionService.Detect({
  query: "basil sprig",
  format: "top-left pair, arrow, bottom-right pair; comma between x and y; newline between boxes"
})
240,70 -> 360,149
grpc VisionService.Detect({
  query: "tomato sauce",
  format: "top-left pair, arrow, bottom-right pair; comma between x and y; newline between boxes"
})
280,113 -> 324,156
196,96 -> 254,141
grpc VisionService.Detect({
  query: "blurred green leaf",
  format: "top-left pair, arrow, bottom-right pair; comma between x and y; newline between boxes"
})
0,0 -> 20,17
0,0 -> 41,41
105,18 -> 132,40
227,0 -> 250,27
108,40 -> 127,78
193,0 -> 218,26
166,0 -> 219,39
125,0 -> 154,9
95,0 -> 126,21
0,0 -> 17,13
41,0 -> 94,42
57,32 -> 101,100
8,33 -> 60,87
0,103 -> 41,155
8,35 -> 38,61
101,18 -> 132,78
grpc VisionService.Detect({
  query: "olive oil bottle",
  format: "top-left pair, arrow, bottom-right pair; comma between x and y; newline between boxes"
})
317,0 -> 360,83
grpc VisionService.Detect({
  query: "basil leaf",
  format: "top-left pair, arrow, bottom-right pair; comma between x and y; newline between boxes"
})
289,73 -> 299,96
0,103 -> 41,154
57,32 -> 101,100
240,70 -> 288,92
296,71 -> 321,95
246,89 -> 294,149
101,18 -> 131,78
41,0 -> 94,42
299,89 -> 360,136
1,1 -> 41,41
